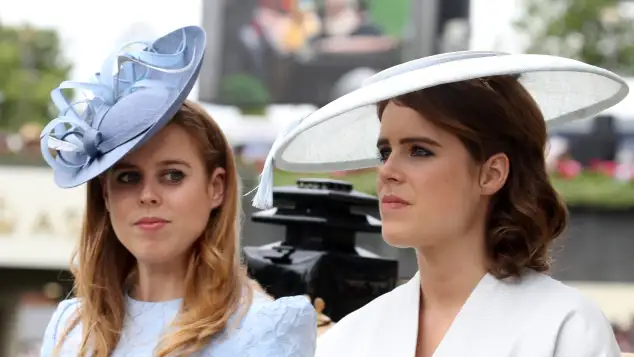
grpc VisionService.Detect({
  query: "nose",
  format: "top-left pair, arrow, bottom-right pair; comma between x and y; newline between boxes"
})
138,181 -> 161,206
378,155 -> 404,184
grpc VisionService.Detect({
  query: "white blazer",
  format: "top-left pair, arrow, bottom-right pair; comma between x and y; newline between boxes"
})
316,270 -> 621,357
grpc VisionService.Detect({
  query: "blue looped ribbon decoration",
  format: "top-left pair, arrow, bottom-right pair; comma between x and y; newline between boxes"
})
40,28 -> 195,173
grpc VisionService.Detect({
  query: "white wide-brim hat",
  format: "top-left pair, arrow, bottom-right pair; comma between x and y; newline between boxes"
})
251,51 -> 629,209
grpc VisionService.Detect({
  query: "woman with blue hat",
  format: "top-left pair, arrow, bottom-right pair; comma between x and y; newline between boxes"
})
39,26 -> 316,356
253,51 -> 629,356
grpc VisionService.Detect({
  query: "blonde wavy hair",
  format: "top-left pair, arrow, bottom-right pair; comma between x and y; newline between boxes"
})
53,100 -> 252,356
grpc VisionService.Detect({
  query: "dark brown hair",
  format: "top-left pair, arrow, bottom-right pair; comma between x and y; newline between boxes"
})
377,75 -> 568,279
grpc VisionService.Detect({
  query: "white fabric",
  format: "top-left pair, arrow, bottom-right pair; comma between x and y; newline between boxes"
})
316,270 -> 621,357
252,51 -> 629,209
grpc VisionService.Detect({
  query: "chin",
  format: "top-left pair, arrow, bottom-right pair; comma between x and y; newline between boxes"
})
130,245 -> 180,265
132,253 -> 174,266
381,224 -> 418,248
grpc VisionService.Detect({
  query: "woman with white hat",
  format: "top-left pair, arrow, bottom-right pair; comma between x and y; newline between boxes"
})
39,26 -> 316,356
252,51 -> 629,356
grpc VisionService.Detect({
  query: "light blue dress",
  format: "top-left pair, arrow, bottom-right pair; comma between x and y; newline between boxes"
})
39,291 -> 316,356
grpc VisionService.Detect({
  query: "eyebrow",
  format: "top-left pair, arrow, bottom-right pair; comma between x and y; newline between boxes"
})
112,159 -> 192,170
376,136 -> 442,148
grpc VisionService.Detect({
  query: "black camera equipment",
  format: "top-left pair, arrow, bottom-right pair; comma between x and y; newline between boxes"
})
243,178 -> 398,322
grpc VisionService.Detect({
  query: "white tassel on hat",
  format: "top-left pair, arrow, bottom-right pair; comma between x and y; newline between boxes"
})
250,117 -> 303,210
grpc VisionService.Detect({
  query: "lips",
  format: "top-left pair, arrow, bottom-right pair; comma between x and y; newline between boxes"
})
380,194 -> 411,210
134,217 -> 170,231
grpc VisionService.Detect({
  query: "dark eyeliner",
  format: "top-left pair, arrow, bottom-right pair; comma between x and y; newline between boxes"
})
411,145 -> 433,157
377,147 -> 390,163
116,171 -> 140,184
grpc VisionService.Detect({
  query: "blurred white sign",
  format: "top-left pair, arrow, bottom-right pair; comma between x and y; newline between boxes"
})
0,167 -> 83,270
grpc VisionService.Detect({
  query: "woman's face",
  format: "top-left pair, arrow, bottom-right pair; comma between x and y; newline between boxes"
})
102,124 -> 225,266
376,101 -> 508,248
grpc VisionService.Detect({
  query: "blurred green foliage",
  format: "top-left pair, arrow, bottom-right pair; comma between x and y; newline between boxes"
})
514,0 -> 634,74
367,0 -> 412,38
0,23 -> 71,130
218,73 -> 271,115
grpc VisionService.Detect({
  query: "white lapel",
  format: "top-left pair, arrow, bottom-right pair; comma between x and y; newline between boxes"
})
368,271 -> 504,357
432,273 -> 529,357
363,271 -> 421,357
430,273 -> 498,356
320,271 -> 524,357
363,272 -> 501,357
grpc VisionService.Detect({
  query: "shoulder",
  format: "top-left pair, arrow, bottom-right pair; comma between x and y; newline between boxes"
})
551,284 -> 621,356
229,292 -> 317,357
316,279 -> 411,356
511,272 -> 611,316
40,298 -> 80,356
244,292 -> 317,332
505,272 -> 615,327
512,272 -> 620,356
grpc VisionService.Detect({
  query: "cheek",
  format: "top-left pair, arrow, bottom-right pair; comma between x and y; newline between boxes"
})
169,184 -> 213,239
105,188 -> 137,224
105,188 -> 143,251
411,159 -> 479,219
380,157 -> 481,246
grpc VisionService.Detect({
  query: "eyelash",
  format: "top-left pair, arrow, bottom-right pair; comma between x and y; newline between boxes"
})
115,170 -> 186,184
377,145 -> 434,163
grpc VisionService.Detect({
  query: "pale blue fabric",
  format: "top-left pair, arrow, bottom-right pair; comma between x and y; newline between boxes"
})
39,292 -> 317,356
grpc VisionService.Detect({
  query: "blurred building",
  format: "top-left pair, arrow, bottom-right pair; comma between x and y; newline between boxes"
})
0,167 -> 77,356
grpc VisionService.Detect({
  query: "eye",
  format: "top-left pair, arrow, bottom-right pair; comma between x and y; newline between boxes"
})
116,171 -> 141,184
161,170 -> 185,183
377,147 -> 391,163
411,145 -> 434,157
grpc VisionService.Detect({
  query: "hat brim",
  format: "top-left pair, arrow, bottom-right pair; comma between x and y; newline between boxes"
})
52,26 -> 206,188
272,53 -> 629,173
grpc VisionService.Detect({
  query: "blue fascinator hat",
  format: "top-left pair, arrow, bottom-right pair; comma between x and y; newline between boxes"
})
40,26 -> 207,188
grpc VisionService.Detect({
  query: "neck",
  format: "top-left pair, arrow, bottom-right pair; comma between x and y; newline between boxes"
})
416,228 -> 488,311
131,258 -> 188,302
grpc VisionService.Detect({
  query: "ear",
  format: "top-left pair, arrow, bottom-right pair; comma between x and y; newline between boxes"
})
208,167 -> 226,210
479,153 -> 509,196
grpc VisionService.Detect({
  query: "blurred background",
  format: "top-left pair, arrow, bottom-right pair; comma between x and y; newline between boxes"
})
2,0 -> 634,355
